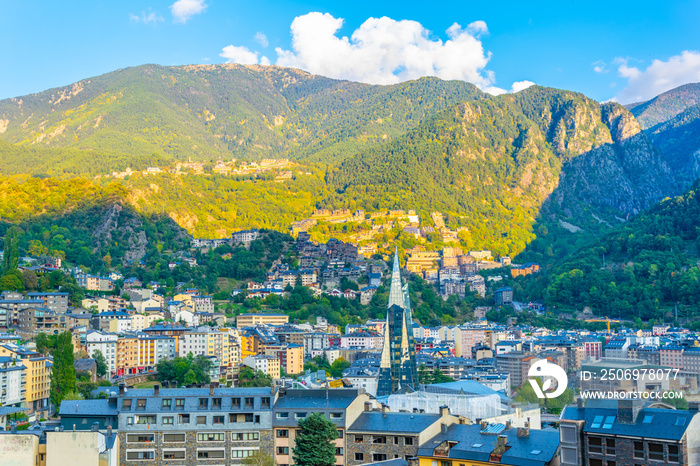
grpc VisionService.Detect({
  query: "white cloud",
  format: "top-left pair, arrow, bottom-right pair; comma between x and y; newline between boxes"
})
272,12 -> 498,91
510,80 -> 536,93
129,8 -> 164,25
170,0 -> 207,24
592,60 -> 608,74
254,32 -> 269,48
613,51 -> 700,103
220,45 -> 270,66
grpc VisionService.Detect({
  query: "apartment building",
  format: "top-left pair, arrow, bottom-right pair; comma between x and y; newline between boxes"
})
86,331 -> 118,376
560,399 -> 700,466
0,344 -> 50,417
237,313 -> 289,328
272,389 -> 369,466
27,292 -> 69,314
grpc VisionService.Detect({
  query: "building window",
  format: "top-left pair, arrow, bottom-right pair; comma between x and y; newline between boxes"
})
136,415 -> 156,424
127,434 -> 155,443
277,430 -> 289,438
588,437 -> 603,454
261,397 -> 271,407
232,449 -> 259,458
178,414 -> 190,424
122,399 -> 132,410
295,412 -> 307,419
163,434 -> 186,443
126,450 -> 155,460
335,448 -> 343,456
277,447 -> 289,455
212,398 -> 222,409
606,438 -> 615,455
213,415 -> 224,424
405,437 -> 414,446
669,444 -> 680,463
354,435 -> 364,443
561,446 -> 577,464
197,449 -> 225,459
373,436 -> 386,444
198,433 -> 225,442
232,397 -> 241,407
163,449 -> 186,460
337,430 -> 343,439
162,416 -> 174,425
175,398 -> 185,410
589,460 -> 603,466
199,398 -> 208,409
440,461 -> 450,466
355,453 -> 364,461
197,416 -> 207,425
233,432 -> 260,441
245,397 -> 254,406
560,425 -> 577,443
634,442 -> 644,459
277,412 -> 289,419
331,412 -> 343,419
126,417 -> 133,425
136,399 -> 147,411
649,443 -> 664,461
373,454 -> 387,462
162,399 -> 172,410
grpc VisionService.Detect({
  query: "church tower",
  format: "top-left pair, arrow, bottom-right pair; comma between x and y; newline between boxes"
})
376,250 -> 418,396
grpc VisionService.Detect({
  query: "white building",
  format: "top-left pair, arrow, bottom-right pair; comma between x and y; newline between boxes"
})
340,332 -> 383,350
86,331 -> 118,376
179,331 -> 208,358
0,356 -> 26,406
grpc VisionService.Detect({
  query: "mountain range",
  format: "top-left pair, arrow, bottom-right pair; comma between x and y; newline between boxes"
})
1,65 -> 700,272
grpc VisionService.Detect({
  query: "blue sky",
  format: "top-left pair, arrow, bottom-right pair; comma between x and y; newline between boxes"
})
1,0 -> 699,102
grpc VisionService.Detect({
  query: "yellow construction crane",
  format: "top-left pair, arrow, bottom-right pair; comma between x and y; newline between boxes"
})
585,317 -> 621,335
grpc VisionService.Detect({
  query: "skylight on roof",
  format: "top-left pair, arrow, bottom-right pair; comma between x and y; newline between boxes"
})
602,416 -> 616,429
472,443 -> 483,448
676,417 -> 686,426
531,450 -> 542,455
591,415 -> 604,428
643,415 -> 653,424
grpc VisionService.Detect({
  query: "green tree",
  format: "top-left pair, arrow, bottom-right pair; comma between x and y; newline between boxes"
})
292,412 -> 337,466
93,350 -> 108,378
242,451 -> 277,466
329,358 -> 351,378
238,366 -> 273,387
49,331 -> 77,407
3,226 -> 20,272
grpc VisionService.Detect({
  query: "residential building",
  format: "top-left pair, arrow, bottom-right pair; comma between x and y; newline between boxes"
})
265,344 -> 304,375
241,355 -> 281,379
18,307 -> 70,337
0,344 -> 51,417
494,287 -> 513,306
272,389 -> 369,466
0,356 -> 26,407
86,331 -> 118,376
237,313 -> 289,328
560,399 -> 700,466
416,421 -> 560,466
232,230 -> 260,243
60,385 -> 275,466
27,292 -> 69,314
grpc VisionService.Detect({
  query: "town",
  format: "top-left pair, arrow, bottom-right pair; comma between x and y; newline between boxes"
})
0,223 -> 699,466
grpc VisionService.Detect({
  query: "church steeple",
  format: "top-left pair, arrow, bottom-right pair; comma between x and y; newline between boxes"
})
387,248 -> 404,309
377,247 -> 418,396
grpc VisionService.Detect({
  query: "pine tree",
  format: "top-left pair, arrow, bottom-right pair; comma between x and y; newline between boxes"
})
50,331 -> 77,407
292,412 -> 337,466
